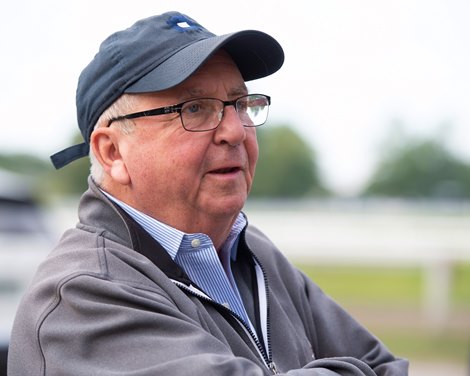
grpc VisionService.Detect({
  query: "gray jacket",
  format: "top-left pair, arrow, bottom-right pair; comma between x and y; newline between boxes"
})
8,180 -> 408,375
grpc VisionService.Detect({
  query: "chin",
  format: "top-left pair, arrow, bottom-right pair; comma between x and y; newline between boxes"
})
207,196 -> 246,217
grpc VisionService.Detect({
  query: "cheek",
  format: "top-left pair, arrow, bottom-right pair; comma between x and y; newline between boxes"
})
247,133 -> 259,176
135,138 -> 206,184
123,138 -> 163,182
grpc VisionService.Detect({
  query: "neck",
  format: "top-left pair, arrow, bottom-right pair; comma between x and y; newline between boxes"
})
187,213 -> 239,251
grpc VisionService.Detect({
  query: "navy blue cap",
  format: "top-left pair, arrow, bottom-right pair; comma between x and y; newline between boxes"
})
50,11 -> 284,169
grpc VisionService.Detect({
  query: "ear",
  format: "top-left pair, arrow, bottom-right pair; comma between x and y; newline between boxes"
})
90,128 -> 131,185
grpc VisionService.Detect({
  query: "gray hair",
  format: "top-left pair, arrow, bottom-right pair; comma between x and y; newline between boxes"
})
89,94 -> 137,184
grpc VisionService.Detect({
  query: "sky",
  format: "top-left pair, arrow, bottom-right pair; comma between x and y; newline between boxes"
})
1,0 -> 469,195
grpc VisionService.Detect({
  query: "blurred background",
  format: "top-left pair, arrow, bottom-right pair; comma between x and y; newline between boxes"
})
1,0 -> 469,375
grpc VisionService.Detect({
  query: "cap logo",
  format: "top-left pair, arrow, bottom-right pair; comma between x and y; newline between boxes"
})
167,14 -> 203,32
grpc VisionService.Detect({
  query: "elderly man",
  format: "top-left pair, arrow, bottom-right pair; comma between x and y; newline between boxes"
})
8,11 -> 408,375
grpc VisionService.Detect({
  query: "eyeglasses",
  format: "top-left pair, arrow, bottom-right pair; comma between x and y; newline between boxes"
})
107,94 -> 271,132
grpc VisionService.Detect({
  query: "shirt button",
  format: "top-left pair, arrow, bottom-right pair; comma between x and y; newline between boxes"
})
191,238 -> 201,248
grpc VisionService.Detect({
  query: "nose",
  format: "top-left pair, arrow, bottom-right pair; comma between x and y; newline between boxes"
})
213,105 -> 246,146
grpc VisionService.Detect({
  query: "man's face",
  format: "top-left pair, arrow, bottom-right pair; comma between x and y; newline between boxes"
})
112,51 -> 259,232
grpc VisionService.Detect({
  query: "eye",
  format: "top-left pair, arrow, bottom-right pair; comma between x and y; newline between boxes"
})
183,100 -> 204,115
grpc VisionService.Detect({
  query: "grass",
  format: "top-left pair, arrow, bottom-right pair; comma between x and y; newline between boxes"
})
452,263 -> 470,306
296,262 -> 470,307
295,262 -> 470,363
377,329 -> 469,363
297,265 -> 423,306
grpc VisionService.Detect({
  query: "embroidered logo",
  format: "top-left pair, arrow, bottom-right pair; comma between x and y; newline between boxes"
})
167,15 -> 204,33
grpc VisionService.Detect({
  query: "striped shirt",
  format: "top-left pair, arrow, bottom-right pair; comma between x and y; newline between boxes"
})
103,192 -> 255,332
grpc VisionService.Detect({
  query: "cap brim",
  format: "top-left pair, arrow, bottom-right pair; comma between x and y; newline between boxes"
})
124,30 -> 284,93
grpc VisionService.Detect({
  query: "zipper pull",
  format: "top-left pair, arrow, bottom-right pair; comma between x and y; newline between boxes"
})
268,361 -> 278,374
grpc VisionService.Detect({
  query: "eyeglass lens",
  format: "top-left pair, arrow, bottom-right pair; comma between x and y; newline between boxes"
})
181,95 -> 269,131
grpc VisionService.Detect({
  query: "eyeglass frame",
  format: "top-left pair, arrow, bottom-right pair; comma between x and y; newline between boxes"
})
106,93 -> 271,132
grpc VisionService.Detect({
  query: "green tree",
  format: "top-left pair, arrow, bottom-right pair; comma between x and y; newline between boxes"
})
0,153 -> 51,201
47,155 -> 90,196
250,125 -> 327,198
0,149 -> 89,199
363,129 -> 470,199
0,153 -> 50,175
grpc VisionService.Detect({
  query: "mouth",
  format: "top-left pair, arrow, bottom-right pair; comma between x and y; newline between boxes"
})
211,167 -> 241,174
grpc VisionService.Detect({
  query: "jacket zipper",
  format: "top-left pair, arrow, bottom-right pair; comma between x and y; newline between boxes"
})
171,279 -> 278,374
246,249 -> 277,374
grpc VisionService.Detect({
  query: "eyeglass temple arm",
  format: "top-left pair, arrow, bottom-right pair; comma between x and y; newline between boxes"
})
107,105 -> 182,127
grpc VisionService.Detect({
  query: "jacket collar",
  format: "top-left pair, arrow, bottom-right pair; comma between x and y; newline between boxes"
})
78,177 -> 193,284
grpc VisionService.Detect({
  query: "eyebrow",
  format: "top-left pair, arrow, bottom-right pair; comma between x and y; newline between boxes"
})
230,84 -> 249,97
185,84 -> 248,99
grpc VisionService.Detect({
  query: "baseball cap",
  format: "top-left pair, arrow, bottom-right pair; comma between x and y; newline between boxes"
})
50,11 -> 284,169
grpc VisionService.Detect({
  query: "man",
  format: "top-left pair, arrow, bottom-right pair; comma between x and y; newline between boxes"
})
8,11 -> 408,375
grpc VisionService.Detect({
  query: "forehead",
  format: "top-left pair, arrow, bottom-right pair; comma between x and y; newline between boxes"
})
202,49 -> 239,67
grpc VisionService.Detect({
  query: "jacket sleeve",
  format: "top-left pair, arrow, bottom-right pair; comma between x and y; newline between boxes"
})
244,225 -> 408,375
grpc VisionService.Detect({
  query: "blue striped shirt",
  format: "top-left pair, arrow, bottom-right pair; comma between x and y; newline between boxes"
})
103,192 -> 255,332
